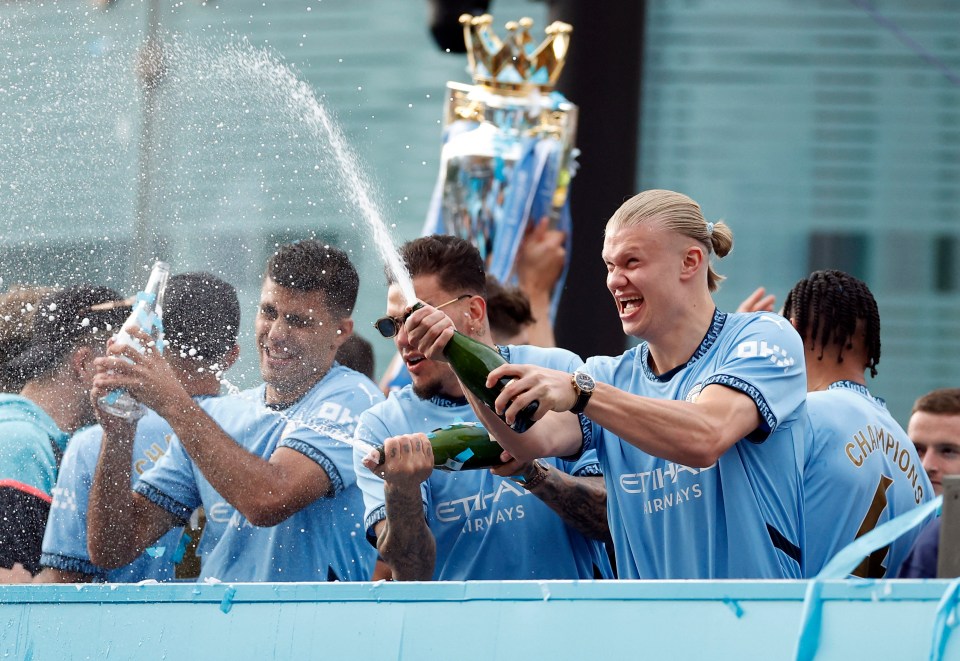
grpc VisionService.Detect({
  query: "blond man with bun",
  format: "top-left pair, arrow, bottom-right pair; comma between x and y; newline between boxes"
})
405,189 -> 809,580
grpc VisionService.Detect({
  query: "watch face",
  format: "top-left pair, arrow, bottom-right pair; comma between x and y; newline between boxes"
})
574,372 -> 595,392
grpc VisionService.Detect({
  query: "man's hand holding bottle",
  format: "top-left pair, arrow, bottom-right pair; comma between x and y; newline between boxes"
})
485,363 -> 578,426
402,302 -> 456,362
363,433 -> 435,487
93,325 -> 192,423
404,300 -> 543,433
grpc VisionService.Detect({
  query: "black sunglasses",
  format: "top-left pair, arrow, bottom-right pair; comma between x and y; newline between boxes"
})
373,294 -> 471,339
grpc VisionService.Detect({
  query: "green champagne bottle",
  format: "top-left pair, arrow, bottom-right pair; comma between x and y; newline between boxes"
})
375,422 -> 505,472
409,302 -> 540,433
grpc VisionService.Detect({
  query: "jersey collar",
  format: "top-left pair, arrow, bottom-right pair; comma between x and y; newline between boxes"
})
827,380 -> 884,406
640,308 -> 727,382
429,393 -> 469,408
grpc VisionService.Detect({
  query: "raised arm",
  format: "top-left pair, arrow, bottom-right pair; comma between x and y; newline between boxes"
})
491,363 -> 761,468
516,217 -> 566,348
93,329 -> 331,528
362,434 -> 435,581
87,390 -> 181,569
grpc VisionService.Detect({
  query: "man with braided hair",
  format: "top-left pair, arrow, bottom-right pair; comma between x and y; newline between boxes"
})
783,269 -> 932,577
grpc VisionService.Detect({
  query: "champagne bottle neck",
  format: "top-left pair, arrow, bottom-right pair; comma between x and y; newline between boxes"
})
143,261 -> 171,299
128,261 -> 170,343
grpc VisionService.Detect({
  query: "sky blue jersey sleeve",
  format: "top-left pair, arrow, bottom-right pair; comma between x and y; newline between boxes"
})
353,405 -> 431,545
278,373 -> 385,498
701,313 -> 806,438
134,435 -> 200,524
40,426 -> 104,578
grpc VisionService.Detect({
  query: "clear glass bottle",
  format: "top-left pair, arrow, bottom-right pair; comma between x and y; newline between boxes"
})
98,260 -> 170,419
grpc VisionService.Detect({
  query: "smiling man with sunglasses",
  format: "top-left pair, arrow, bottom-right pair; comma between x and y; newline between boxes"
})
353,234 -> 612,581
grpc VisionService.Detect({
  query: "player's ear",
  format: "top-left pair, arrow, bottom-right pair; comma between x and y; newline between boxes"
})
679,244 -> 705,282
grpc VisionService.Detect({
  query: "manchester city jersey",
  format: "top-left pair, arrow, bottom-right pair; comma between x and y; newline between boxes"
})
354,344 -> 612,581
804,381 -> 933,577
135,364 -> 383,582
40,407 -> 195,582
583,310 -> 807,579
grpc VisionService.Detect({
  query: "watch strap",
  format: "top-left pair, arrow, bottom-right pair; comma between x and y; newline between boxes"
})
570,388 -> 592,414
512,459 -> 549,491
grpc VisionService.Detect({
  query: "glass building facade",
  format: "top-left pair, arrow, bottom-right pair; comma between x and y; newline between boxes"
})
1,0 -> 957,421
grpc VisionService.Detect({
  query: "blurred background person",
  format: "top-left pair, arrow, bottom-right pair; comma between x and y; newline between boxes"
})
909,388 -> 960,498
20,272 -> 241,583
0,285 -> 57,393
484,276 -> 535,346
0,285 -> 127,573
898,388 -> 960,578
335,334 -> 375,381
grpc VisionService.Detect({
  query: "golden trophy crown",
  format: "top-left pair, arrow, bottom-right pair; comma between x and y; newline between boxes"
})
426,13 -> 579,286
459,14 -> 572,93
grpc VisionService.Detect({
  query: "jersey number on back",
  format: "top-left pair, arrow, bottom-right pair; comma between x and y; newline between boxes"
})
851,474 -> 895,579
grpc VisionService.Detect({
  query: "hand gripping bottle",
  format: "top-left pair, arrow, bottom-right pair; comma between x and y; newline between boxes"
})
98,261 -> 170,420
375,422 -> 505,472
411,302 -> 540,433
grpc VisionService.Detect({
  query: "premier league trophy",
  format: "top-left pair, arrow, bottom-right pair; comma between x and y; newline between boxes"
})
422,14 -> 577,313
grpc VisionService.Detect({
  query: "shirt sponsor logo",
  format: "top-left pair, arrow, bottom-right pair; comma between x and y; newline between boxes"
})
207,500 -> 240,525
619,461 -> 715,514
50,486 -> 78,511
736,339 -> 795,369
434,479 -> 529,533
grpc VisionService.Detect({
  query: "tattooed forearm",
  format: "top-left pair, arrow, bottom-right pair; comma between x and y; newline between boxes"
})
377,483 -> 436,581
529,473 -> 610,543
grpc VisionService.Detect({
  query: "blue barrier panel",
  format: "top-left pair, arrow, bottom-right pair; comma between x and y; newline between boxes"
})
0,580 -> 956,660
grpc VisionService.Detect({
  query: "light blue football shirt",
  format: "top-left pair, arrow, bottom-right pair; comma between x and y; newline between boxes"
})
803,381 -> 933,577
135,364 -> 383,582
40,406 -> 199,582
0,394 -> 68,499
354,344 -> 613,581
583,310 -> 807,579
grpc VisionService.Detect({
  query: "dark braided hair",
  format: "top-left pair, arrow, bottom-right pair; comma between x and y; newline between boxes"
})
782,270 -> 881,377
